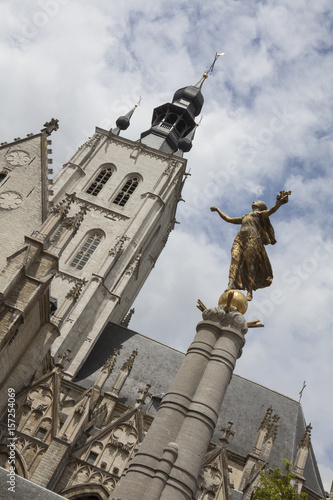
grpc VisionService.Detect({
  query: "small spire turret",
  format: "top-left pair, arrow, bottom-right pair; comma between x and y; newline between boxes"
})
112,98 -> 141,135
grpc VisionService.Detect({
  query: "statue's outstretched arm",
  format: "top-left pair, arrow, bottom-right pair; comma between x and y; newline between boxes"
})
210,206 -> 242,224
263,191 -> 291,218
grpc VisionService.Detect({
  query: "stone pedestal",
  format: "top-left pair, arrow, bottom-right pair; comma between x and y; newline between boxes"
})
111,304 -> 247,500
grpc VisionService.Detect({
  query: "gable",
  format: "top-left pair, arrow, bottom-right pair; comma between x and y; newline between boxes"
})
0,132 -> 53,270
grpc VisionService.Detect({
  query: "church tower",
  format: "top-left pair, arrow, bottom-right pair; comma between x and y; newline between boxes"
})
46,75 -> 206,379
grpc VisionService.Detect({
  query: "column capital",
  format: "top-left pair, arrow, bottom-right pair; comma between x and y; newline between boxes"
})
201,305 -> 248,335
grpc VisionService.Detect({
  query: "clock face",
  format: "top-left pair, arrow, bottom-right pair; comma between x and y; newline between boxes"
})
0,191 -> 23,210
5,150 -> 31,167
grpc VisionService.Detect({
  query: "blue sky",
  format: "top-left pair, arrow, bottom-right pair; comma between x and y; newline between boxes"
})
0,0 -> 332,492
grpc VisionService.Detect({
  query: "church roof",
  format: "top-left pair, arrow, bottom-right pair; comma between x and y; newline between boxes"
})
74,322 -> 325,498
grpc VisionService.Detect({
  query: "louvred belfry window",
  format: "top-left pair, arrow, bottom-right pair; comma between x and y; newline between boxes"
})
113,177 -> 139,207
87,168 -> 112,196
70,232 -> 102,270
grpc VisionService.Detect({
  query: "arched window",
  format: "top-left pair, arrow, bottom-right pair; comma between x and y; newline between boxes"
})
113,177 -> 139,207
87,168 -> 113,196
70,232 -> 102,270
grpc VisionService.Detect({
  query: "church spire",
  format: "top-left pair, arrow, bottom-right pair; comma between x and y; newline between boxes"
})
140,53 -> 223,155
140,76 -> 204,155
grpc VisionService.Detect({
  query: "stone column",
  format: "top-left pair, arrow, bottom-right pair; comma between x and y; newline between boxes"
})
111,295 -> 247,500
159,308 -> 247,500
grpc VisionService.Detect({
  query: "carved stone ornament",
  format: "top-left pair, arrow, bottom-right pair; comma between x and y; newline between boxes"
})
51,192 -> 76,218
102,348 -> 120,372
66,278 -> 88,302
300,423 -> 312,449
121,348 -> 138,373
260,406 -> 273,430
83,133 -> 102,149
62,204 -> 89,234
41,118 -> 59,136
0,191 -> 23,210
202,305 -> 248,334
136,383 -> 152,406
265,414 -> 280,443
5,150 -> 31,167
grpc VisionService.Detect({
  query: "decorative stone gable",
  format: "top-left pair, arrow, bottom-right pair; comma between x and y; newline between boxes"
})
54,391 -> 152,499
0,121 -> 57,270
0,369 -> 61,479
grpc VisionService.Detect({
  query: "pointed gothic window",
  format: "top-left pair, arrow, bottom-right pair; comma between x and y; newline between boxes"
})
113,177 -> 139,207
87,168 -> 113,196
70,232 -> 102,270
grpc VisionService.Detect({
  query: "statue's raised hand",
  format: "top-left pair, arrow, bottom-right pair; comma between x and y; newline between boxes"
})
276,190 -> 291,205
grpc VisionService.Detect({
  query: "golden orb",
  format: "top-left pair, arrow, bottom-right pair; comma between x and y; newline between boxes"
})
218,290 -> 248,314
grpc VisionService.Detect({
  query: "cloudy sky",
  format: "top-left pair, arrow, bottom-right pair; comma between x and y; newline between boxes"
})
1,0 -> 332,491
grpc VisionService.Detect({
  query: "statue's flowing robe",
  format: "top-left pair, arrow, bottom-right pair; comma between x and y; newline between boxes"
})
229,211 -> 276,292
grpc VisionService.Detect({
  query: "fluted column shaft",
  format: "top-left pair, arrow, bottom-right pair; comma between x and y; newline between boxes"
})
160,320 -> 245,500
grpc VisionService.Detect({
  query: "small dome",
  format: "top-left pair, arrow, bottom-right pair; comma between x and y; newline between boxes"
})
178,137 -> 193,152
116,115 -> 131,130
172,85 -> 204,117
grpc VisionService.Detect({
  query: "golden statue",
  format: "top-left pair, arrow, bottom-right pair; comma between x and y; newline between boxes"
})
211,191 -> 291,301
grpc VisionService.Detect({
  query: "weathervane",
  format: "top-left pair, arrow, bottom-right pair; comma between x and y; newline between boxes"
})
206,52 -> 225,76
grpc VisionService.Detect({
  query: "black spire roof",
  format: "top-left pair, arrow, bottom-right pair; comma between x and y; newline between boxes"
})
140,74 -> 207,155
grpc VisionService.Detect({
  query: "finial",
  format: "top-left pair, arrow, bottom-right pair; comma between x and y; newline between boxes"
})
41,118 -> 59,136
136,383 -> 152,406
121,308 -> 135,328
260,406 -> 273,430
195,52 -> 223,89
300,423 -> 312,449
122,348 -> 138,372
205,52 -> 225,77
102,348 -> 120,372
113,100 -> 141,135
220,421 -> 235,443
